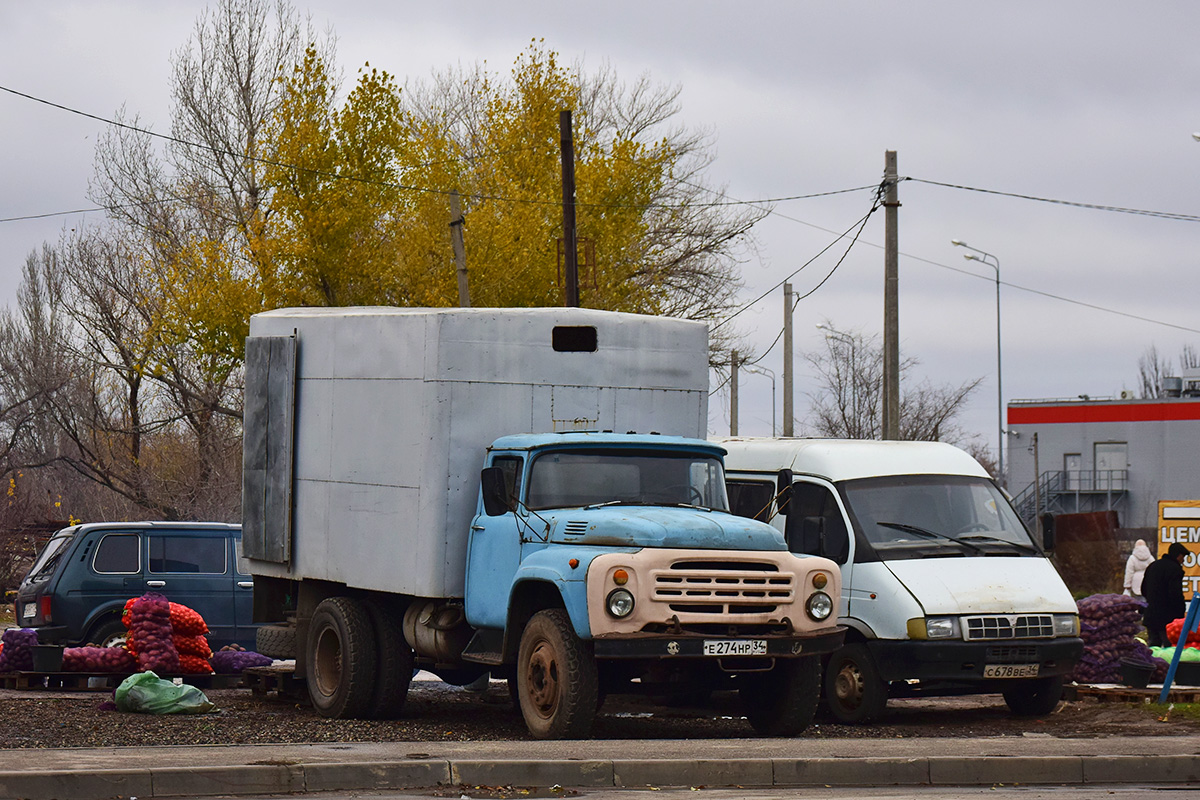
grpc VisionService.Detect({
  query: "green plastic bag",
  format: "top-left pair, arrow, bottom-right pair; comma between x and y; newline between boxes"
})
114,671 -> 216,714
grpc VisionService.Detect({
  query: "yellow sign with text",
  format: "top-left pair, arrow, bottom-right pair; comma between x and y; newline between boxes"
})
1156,500 -> 1200,595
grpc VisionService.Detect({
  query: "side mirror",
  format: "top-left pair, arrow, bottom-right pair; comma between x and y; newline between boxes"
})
1040,513 -> 1056,551
775,469 -> 794,516
480,467 -> 511,517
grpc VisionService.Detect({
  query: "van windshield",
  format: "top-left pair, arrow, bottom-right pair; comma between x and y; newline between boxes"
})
526,449 -> 729,512
25,532 -> 75,581
840,475 -> 1037,559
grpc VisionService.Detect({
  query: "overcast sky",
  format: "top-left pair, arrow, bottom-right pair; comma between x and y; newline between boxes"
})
3,2 -> 1199,467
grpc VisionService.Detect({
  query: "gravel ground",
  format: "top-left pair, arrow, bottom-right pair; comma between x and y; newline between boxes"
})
0,674 -> 1196,749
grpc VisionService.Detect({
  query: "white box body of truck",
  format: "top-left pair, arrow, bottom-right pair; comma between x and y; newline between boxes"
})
243,307 -> 709,598
721,437 -> 1082,722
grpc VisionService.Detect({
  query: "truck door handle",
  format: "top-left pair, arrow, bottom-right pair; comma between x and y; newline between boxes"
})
471,525 -> 485,531
238,581 -> 254,588
147,580 -> 166,588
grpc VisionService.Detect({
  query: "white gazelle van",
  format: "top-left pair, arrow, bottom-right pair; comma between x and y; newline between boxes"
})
720,438 -> 1082,722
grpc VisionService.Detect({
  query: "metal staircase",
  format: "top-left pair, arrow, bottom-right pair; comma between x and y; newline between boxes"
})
1012,469 -> 1129,527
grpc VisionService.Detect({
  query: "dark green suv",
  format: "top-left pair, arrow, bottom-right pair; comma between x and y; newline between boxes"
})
14,521 -> 257,649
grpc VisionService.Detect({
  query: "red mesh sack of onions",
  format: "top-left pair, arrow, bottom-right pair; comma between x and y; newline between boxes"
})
127,592 -> 180,673
209,649 -> 274,674
62,646 -> 136,673
173,635 -> 212,659
1166,618 -> 1200,647
0,628 -> 39,672
178,654 -> 214,675
169,603 -> 209,636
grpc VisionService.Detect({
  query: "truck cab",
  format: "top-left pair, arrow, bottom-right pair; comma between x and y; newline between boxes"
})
721,437 -> 1083,722
462,433 -> 844,737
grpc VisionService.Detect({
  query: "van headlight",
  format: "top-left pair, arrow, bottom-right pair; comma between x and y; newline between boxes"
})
606,588 -> 635,618
805,591 -> 833,621
1053,614 -> 1079,637
906,617 -> 959,639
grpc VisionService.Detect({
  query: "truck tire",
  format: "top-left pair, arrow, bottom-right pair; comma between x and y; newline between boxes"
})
824,644 -> 888,723
363,599 -> 413,719
516,609 -> 598,739
1002,675 -> 1064,717
740,656 -> 821,736
255,624 -> 297,659
306,597 -> 377,719
88,618 -> 129,649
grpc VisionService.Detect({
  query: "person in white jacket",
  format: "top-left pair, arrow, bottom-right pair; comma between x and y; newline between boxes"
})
1123,539 -> 1154,600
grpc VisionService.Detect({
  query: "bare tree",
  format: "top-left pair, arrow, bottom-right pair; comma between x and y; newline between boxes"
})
803,321 -> 984,448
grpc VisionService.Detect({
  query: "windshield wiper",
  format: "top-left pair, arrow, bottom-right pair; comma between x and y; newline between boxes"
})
875,521 -> 985,554
585,499 -> 712,511
957,534 -> 1040,555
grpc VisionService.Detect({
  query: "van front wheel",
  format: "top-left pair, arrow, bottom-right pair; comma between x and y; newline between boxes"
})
1002,675 -> 1064,716
824,644 -> 888,723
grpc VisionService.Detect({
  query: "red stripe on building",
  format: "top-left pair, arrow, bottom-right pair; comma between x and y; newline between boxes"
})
1008,402 -> 1200,425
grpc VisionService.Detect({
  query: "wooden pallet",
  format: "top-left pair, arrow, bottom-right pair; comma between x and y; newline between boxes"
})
0,671 -> 244,692
242,664 -> 307,702
1074,684 -> 1200,704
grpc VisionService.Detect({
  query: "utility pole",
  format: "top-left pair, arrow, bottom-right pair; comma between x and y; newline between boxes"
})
450,190 -> 469,307
882,150 -> 900,440
560,110 -> 579,307
730,350 -> 740,436
782,283 -> 794,437
1032,431 -> 1042,545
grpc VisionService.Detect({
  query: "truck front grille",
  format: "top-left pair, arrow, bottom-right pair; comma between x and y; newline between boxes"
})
965,615 -> 1054,641
652,560 -> 794,615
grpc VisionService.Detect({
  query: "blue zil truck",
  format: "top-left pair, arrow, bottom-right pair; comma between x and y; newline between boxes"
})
243,307 -> 843,738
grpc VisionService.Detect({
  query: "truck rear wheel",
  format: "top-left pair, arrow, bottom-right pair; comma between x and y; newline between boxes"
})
307,597 -> 377,719
740,656 -> 821,736
1002,675 -> 1064,716
363,599 -> 413,719
516,609 -> 598,739
824,644 -> 888,723
256,624 -> 297,659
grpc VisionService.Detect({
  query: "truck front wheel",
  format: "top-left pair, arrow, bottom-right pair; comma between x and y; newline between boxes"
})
1002,675 -> 1064,716
740,656 -> 821,736
306,597 -> 377,719
824,644 -> 888,723
516,609 -> 598,739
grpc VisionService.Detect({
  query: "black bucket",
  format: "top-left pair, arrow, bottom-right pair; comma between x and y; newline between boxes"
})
30,645 -> 63,673
1118,658 -> 1154,689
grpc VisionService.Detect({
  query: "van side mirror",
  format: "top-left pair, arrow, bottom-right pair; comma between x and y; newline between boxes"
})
480,467 -> 512,517
1040,513 -> 1056,551
775,469 -> 794,515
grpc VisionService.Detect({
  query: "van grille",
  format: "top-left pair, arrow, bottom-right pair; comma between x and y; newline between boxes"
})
965,615 -> 1054,641
652,560 -> 794,614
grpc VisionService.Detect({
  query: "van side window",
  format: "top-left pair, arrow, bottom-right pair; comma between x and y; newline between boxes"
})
93,534 -> 140,574
727,479 -> 774,522
786,482 -> 850,564
493,456 -> 524,503
149,535 -> 227,574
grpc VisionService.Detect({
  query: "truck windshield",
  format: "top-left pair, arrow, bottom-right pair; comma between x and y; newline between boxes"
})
840,475 -> 1037,558
25,532 -> 75,582
526,449 -> 729,512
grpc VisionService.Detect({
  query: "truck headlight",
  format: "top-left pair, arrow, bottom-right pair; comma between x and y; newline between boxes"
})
606,588 -> 635,618
805,591 -> 833,621
1053,614 -> 1079,637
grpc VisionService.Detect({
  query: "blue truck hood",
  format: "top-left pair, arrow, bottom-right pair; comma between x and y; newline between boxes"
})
546,506 -> 786,551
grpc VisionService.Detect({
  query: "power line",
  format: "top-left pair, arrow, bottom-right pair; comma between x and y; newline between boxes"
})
908,177 -> 1200,223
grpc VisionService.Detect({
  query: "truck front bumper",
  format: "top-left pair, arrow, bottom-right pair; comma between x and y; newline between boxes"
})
869,637 -> 1084,682
593,625 -> 845,660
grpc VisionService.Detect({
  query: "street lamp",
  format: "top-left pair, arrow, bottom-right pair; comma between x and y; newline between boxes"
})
742,363 -> 777,437
951,239 -> 1004,486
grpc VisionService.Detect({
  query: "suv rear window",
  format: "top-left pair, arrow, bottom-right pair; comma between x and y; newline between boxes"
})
93,534 -> 140,574
149,535 -> 227,574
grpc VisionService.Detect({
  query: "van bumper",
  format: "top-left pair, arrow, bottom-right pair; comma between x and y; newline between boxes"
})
592,626 -> 845,659
868,637 -> 1084,682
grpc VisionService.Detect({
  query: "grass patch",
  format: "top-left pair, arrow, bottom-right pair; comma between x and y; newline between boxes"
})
1144,702 -> 1200,723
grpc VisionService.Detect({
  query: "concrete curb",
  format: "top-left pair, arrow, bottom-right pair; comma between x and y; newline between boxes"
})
2,754 -> 1199,799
